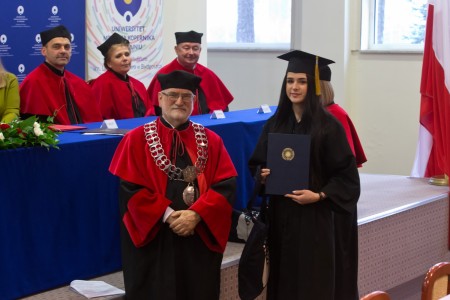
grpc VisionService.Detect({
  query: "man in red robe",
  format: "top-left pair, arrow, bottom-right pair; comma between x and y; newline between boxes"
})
146,30 -> 233,116
110,70 -> 237,299
20,25 -> 102,125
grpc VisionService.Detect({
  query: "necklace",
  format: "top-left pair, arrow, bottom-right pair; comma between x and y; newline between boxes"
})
144,120 -> 208,206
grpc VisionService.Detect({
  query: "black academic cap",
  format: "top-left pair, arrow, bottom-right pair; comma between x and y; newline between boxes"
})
319,65 -> 332,81
157,70 -> 202,93
278,50 -> 335,76
97,33 -> 130,57
40,25 -> 71,46
175,30 -> 203,44
278,50 -> 335,95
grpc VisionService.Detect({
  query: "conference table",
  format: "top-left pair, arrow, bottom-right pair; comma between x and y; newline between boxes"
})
0,107 -> 274,299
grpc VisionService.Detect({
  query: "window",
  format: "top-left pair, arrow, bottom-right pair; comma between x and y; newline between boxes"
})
207,0 -> 291,50
361,0 -> 427,51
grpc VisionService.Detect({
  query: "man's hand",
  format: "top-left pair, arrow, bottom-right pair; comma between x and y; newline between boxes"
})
168,210 -> 201,237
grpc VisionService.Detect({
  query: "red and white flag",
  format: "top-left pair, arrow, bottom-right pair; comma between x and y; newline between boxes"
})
411,0 -> 450,178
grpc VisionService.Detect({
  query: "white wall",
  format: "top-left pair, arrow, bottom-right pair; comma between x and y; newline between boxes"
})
162,1 -> 207,66
208,50 -> 287,108
168,0 -> 423,176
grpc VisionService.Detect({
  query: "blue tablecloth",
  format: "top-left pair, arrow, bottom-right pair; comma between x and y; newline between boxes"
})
0,107 -> 274,299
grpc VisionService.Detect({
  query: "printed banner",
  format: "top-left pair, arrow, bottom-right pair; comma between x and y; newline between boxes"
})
0,1 -> 85,83
86,0 -> 163,87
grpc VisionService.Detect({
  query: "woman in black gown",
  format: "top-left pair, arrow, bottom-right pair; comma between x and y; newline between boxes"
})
248,50 -> 361,300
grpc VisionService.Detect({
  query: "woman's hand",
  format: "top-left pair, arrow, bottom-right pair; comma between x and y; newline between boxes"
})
260,168 -> 270,184
284,189 -> 321,205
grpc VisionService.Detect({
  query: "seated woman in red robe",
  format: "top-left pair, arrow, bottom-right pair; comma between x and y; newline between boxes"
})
91,33 -> 155,119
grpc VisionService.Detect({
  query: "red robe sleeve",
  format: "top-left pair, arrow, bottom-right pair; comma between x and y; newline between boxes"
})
183,128 -> 237,252
110,125 -> 171,247
193,63 -> 234,113
327,103 -> 367,167
64,71 -> 102,123
122,188 -> 171,247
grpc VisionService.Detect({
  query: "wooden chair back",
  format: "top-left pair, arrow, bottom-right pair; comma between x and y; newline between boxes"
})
360,290 -> 391,300
422,262 -> 450,300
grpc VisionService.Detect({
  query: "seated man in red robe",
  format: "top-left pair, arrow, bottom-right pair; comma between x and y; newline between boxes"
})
146,30 -> 234,116
20,25 -> 102,125
110,70 -> 237,299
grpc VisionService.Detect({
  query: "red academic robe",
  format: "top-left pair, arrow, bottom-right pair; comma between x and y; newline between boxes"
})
20,63 -> 102,125
91,69 -> 155,119
110,118 -> 237,298
146,59 -> 233,115
327,103 -> 367,167
109,118 -> 237,253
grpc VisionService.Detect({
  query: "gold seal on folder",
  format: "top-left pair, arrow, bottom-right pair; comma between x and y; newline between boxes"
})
282,148 -> 295,161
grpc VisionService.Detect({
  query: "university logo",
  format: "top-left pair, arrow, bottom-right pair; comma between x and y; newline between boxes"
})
17,6 -> 24,15
52,6 -> 58,15
0,35 -> 7,44
36,34 -> 41,44
114,0 -> 142,22
18,64 -> 25,74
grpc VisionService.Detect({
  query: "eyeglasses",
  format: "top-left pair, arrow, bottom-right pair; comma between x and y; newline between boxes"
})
161,92 -> 194,103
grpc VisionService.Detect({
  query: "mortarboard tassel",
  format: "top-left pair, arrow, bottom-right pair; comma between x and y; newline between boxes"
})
315,56 -> 321,96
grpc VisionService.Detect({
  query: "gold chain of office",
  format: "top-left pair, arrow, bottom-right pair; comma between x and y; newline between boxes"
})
144,120 -> 208,182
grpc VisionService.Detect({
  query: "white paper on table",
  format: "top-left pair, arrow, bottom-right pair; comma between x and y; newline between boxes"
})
70,280 -> 125,298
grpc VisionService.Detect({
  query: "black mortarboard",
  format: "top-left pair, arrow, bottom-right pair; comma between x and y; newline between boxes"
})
278,50 -> 335,95
319,65 -> 332,81
175,30 -> 203,44
40,25 -> 71,46
97,33 -> 130,57
157,70 -> 202,93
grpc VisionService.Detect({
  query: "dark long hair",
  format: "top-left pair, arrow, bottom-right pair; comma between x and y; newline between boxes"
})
272,73 -> 330,189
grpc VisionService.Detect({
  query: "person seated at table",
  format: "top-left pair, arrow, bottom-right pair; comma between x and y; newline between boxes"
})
110,70 -> 237,299
319,65 -> 367,167
147,30 -> 233,115
91,33 -> 155,119
0,58 -> 20,123
20,25 -> 102,125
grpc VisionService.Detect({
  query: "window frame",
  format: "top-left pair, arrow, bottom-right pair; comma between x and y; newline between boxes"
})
206,42 -> 290,51
360,0 -> 425,53
206,0 -> 291,51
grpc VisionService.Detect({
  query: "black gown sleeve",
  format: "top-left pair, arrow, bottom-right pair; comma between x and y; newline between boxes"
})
319,117 -> 360,214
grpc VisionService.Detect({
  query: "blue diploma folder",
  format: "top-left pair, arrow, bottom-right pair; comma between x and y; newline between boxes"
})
265,133 -> 311,195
